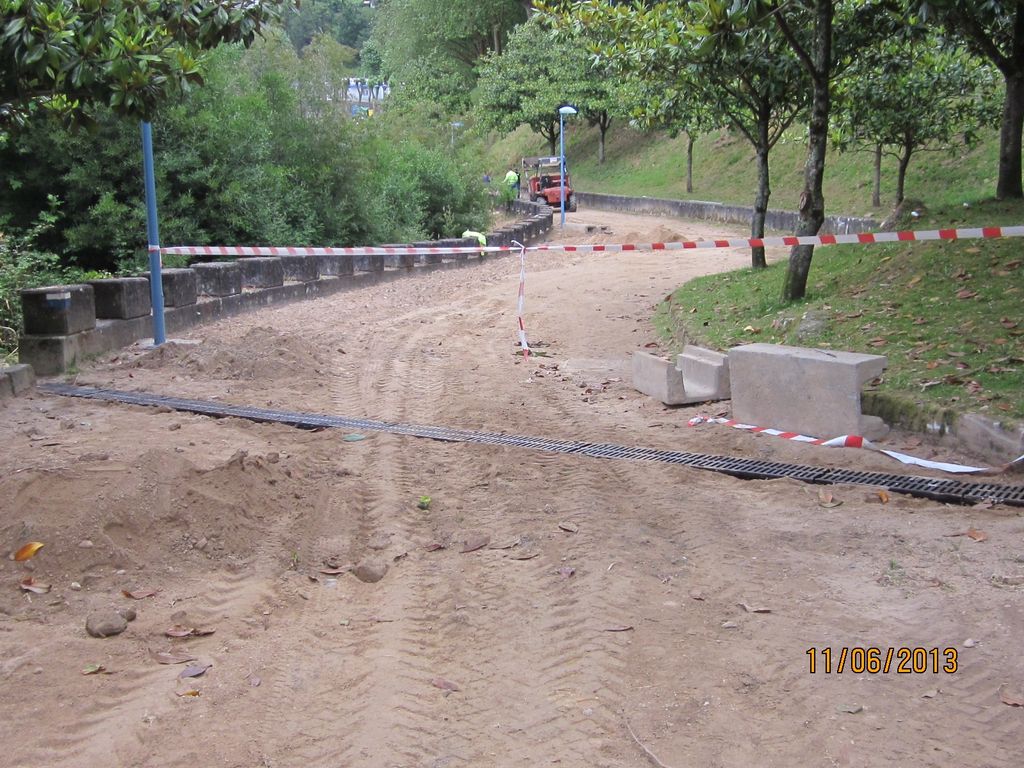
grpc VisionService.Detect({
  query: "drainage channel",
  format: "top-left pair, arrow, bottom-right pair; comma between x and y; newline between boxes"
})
39,383 -> 1024,508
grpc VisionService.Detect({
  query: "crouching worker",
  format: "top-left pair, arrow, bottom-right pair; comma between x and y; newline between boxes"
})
462,230 -> 487,258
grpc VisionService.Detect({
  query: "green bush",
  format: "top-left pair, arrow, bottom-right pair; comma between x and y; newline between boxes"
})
0,198 -> 70,359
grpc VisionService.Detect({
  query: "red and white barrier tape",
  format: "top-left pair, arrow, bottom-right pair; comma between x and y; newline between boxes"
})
159,224 -> 1024,258
513,240 -> 530,360
688,416 -> 1024,475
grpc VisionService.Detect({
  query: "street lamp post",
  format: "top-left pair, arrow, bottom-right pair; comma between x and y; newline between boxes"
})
558,105 -> 577,228
450,121 -> 464,148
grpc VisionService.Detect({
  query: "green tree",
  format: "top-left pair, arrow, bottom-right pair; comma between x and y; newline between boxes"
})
476,17 -> 615,156
833,41 -> 1000,206
912,1 -> 1024,199
546,1 -> 806,268
0,0 -> 291,130
368,0 -> 526,108
283,0 -> 372,52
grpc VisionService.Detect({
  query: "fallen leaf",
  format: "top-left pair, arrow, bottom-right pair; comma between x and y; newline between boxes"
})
558,522 -> 579,533
837,704 -> 863,714
1000,686 -> 1024,707
460,534 -> 490,553
955,289 -> 978,300
738,603 -> 771,614
511,552 -> 539,561
82,664 -> 107,675
175,689 -> 201,697
319,567 -> 349,575
602,624 -> 634,632
164,625 -> 216,638
179,662 -> 212,679
342,433 -> 366,442
1000,318 -> 1018,329
689,589 -> 705,601
907,275 -> 922,287
423,543 -> 445,552
877,490 -> 890,504
431,677 -> 460,692
921,689 -> 940,699
966,528 -> 988,542
19,577 -> 51,594
14,542 -> 45,561
122,589 -> 158,600
721,621 -> 739,629
817,490 -> 843,508
152,650 -> 198,665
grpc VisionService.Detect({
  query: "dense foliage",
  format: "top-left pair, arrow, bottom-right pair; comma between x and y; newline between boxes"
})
0,35 -> 490,273
0,0 -> 292,128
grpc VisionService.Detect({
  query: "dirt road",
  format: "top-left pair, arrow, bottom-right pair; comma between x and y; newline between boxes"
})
1,209 -> 1022,767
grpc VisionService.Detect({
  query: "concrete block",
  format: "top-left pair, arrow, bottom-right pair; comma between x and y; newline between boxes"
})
89,277 -> 151,319
318,253 -> 354,276
280,254 -> 319,283
21,284 -> 95,336
156,268 -> 198,307
238,257 -> 284,289
728,343 -> 888,439
193,262 -> 242,297
387,244 -> 418,269
2,364 -> 35,395
676,345 -> 730,401
632,351 -> 689,405
354,254 -> 384,273
18,333 -> 82,376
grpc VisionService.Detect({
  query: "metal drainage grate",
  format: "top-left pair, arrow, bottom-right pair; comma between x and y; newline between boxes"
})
38,383 -> 1024,508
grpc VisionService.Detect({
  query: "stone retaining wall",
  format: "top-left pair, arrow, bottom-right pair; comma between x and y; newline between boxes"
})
18,202 -> 554,375
575,192 -> 880,235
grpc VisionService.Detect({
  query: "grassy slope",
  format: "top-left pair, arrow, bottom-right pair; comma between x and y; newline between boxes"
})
486,124 -> 1023,424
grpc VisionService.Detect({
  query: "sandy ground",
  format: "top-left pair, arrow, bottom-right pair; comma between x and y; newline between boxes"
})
1,209 -> 1022,768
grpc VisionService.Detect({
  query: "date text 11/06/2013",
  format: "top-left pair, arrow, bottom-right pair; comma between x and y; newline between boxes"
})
806,647 -> 958,674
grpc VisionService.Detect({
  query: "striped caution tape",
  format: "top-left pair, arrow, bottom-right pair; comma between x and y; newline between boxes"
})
688,416 -> 1024,475
513,240 -> 530,360
159,224 -> 1024,258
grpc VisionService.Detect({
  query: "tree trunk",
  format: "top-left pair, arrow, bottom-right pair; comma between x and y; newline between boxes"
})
598,112 -> 608,164
872,142 -> 882,208
997,70 -> 1024,199
781,1 -> 832,303
751,107 -> 771,269
686,133 -> 694,193
895,136 -> 913,205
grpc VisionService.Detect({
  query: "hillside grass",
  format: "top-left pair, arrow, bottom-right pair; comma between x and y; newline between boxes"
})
485,123 -> 1023,427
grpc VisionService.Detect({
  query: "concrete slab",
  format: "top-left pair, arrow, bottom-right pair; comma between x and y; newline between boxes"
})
318,253 -> 354,277
193,262 -> 242,297
632,351 -> 689,405
89,277 -> 151,319
21,284 -> 96,336
239,257 -> 284,289
728,343 -> 888,439
153,268 -> 198,307
676,345 -> 730,401
280,254 -> 319,283
353,254 -> 384,273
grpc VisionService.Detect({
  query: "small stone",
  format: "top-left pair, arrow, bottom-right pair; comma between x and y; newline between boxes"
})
78,540 -> 94,549
117,607 -> 137,622
70,581 -> 82,591
195,537 -> 208,551
964,638 -> 977,648
168,422 -> 182,431
721,621 -> 739,629
86,610 -> 128,638
115,569 -> 126,575
351,560 -> 388,584
266,452 -> 280,464
366,532 -> 391,551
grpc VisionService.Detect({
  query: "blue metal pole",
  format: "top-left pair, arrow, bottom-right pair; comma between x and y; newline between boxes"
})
141,121 -> 166,345
559,111 -> 566,228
